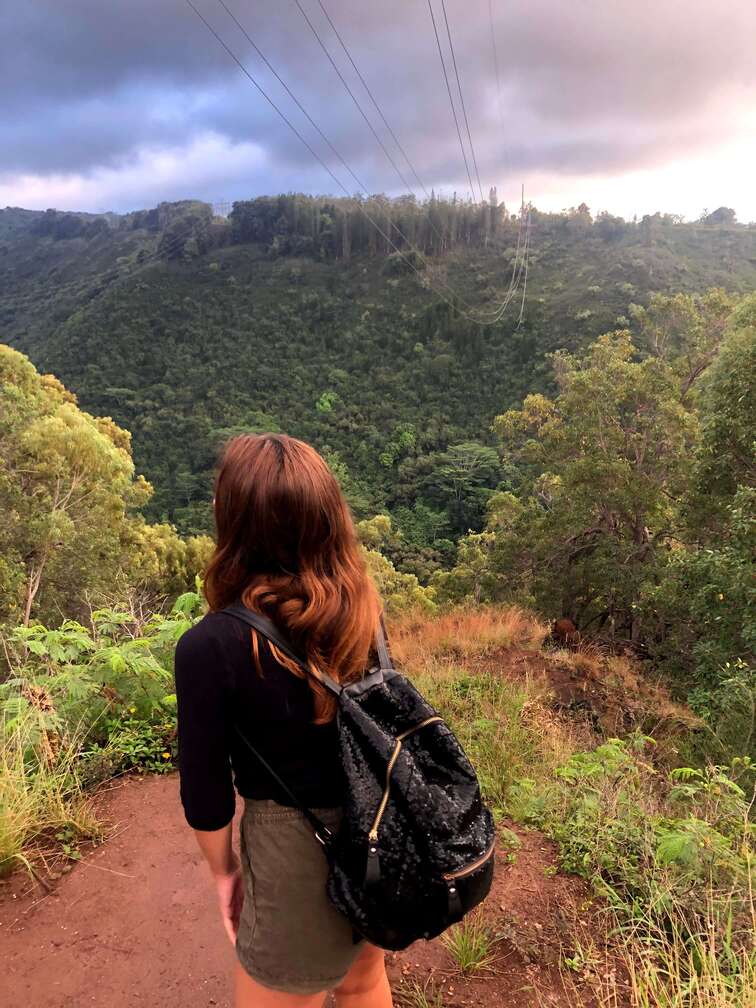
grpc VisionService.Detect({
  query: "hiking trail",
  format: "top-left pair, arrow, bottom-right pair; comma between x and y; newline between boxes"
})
1,774 -> 597,1007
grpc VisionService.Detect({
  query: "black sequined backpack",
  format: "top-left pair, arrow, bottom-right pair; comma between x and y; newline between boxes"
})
224,603 -> 495,951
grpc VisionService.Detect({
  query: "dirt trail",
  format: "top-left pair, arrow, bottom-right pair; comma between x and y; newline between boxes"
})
1,775 -> 594,1007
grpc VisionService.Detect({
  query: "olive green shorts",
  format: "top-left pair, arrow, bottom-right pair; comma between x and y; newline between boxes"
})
236,800 -> 365,995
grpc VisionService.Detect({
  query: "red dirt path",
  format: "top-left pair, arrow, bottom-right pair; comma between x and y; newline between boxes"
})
0,775 -> 599,1007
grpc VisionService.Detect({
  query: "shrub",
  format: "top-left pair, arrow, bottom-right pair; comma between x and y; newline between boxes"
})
0,592 -> 202,871
508,736 -> 754,986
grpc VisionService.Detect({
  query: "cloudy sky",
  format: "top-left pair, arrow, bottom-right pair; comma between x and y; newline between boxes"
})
3,0 -> 755,220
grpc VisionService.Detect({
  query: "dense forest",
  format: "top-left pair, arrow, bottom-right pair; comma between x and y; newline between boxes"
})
1,194 -> 754,1005
2,196 -> 754,557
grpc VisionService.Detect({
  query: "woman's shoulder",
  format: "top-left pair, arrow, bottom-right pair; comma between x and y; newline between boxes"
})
175,610 -> 244,664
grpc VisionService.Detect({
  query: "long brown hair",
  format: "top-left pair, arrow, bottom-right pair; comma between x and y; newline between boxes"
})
204,433 -> 382,722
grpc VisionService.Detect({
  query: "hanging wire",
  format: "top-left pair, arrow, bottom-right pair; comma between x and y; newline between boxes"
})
216,0 -> 467,291
214,0 -> 361,195
489,0 -> 504,134
304,0 -> 453,252
439,0 -> 484,203
315,0 -> 431,201
488,0 -> 512,183
184,0 -> 502,324
517,208 -> 532,328
292,0 -> 421,201
425,0 -> 476,202
18,2 -> 527,329
208,0 -> 531,323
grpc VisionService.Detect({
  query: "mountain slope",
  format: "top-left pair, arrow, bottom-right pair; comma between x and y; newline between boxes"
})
2,199 -> 754,544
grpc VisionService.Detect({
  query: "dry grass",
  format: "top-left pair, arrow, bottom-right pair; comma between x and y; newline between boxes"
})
395,975 -> 446,1008
389,605 -> 550,671
563,894 -> 756,1008
410,664 -> 582,810
385,606 -> 592,807
0,709 -> 101,876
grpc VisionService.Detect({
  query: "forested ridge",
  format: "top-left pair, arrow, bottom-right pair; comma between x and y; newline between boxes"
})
2,196 -> 755,554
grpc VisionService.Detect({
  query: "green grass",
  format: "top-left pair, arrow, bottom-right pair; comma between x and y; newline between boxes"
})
412,664 -> 578,813
409,636 -> 755,1007
0,602 -> 192,875
623,911 -> 756,1008
440,912 -> 500,975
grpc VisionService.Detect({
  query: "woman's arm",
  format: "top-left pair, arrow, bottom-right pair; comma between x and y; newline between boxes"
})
174,624 -> 236,830
175,623 -> 240,942
194,823 -> 244,945
194,821 -> 235,876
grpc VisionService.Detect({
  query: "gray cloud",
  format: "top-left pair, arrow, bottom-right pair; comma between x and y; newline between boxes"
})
2,0 -> 754,209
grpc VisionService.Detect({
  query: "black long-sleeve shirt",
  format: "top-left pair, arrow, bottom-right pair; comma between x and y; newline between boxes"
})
174,611 -> 343,831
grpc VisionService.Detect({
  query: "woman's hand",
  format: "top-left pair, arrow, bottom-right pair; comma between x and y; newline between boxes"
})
214,858 -> 244,945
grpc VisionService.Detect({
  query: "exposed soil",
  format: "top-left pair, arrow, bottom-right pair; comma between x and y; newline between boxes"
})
477,643 -> 699,743
0,774 -> 606,1007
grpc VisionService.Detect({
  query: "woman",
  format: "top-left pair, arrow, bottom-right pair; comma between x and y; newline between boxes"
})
174,433 -> 393,1008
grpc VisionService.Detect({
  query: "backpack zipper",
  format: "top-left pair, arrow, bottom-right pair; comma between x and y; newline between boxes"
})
442,838 -> 496,880
367,716 -> 444,843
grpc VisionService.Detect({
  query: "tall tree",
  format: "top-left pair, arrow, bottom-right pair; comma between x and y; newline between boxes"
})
479,331 -> 697,638
0,346 -> 206,626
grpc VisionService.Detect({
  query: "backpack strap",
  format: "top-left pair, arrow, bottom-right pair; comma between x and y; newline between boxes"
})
376,613 -> 392,670
234,725 -> 334,848
223,603 -> 394,686
222,602 -> 343,697
221,602 -> 341,847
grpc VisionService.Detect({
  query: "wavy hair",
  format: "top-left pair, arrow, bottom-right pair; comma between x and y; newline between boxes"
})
204,433 -> 382,722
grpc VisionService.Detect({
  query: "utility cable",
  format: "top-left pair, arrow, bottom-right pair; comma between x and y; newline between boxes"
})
212,0 -> 496,314
215,0 -> 365,198
488,0 -> 511,183
184,0 -> 499,323
426,0 -> 476,202
293,0 -> 421,201
517,208 -> 531,328
311,0 -> 455,253
220,0 -> 445,253
315,0 -> 431,201
489,0 -> 504,133
439,0 -> 484,203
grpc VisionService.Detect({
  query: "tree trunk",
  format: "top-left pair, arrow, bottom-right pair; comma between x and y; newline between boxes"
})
23,558 -> 46,626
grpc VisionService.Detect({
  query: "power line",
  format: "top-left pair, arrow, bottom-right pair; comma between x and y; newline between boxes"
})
184,0 -> 494,323
185,1 -> 348,196
440,0 -> 484,203
314,0 -> 431,201
293,0 -> 421,201
489,0 -> 504,134
211,0 -> 478,305
517,211 -> 531,328
488,0 -> 511,183
214,0 -> 366,196
493,194 -> 526,319
185,1 -> 527,326
309,0 -> 456,253
426,0 -> 476,202
216,0 -> 447,258
209,0 -> 501,315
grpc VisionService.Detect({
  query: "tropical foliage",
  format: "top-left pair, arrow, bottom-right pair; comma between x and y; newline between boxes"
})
0,345 -> 212,626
